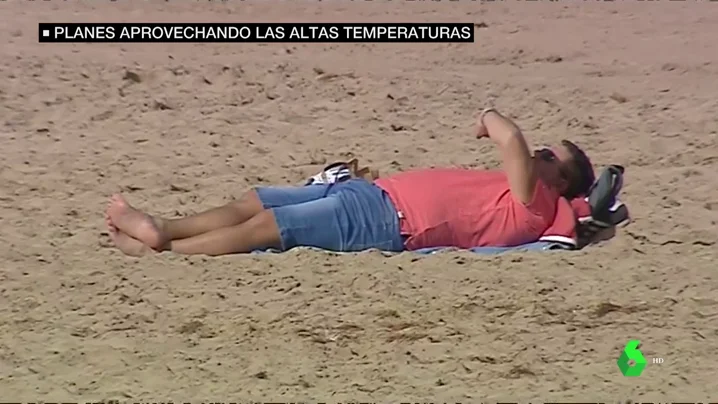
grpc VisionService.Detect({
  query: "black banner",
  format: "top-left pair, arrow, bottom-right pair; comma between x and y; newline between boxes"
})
38,23 -> 475,43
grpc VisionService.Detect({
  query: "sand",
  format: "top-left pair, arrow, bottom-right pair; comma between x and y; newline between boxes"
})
1,0 -> 718,401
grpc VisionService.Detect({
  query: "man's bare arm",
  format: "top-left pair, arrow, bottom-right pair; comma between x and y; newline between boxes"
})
480,109 -> 537,205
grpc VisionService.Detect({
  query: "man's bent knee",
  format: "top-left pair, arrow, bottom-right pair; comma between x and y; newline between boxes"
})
248,209 -> 278,227
232,189 -> 264,211
244,209 -> 283,250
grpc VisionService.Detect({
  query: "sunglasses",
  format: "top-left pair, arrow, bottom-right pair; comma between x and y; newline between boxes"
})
536,148 -> 558,162
536,148 -> 569,179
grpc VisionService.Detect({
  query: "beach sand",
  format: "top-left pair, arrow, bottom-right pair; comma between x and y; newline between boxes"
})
1,1 -> 717,401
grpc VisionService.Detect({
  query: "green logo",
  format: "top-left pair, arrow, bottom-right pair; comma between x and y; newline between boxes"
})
617,339 -> 647,376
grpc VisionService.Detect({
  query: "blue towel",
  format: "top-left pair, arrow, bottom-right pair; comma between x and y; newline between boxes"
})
253,241 -> 570,255
412,241 -> 569,255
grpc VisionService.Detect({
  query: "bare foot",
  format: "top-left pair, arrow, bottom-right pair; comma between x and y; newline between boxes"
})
106,194 -> 167,250
106,216 -> 152,257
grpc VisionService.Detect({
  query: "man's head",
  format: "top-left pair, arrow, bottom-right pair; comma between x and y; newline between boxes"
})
534,140 -> 595,199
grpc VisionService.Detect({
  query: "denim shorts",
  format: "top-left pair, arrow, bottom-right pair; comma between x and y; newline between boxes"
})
254,179 -> 404,252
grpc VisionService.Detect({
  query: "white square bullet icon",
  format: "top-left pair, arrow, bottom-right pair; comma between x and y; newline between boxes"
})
42,30 -> 50,37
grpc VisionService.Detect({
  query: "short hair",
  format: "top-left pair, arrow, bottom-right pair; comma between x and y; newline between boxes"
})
561,139 -> 595,199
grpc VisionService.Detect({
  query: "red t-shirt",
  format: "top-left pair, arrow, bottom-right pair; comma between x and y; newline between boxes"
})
374,168 -> 560,250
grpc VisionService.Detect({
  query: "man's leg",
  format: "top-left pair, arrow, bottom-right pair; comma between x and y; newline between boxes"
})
105,191 -> 264,250
116,179 -> 403,257
162,184 -> 333,240
106,184 -> 332,251
162,190 -> 263,240
161,193 -> 342,256
167,209 -> 282,256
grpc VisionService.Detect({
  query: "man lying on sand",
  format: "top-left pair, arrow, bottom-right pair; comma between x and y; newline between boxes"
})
105,108 -> 595,257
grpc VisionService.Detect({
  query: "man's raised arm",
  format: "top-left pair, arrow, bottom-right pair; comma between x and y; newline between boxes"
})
478,109 -> 537,205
